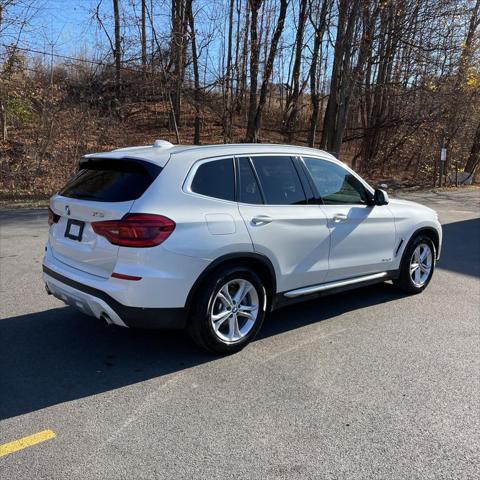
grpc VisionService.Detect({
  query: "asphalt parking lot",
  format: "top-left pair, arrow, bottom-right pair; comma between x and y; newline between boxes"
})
1,188 -> 479,479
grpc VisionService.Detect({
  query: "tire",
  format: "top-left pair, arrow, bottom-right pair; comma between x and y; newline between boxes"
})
393,234 -> 436,294
187,265 -> 268,354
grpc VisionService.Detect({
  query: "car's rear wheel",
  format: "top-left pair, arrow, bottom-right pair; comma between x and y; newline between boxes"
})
188,266 -> 268,354
394,234 -> 436,294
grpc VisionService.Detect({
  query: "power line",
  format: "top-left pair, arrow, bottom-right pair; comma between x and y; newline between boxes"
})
1,43 -> 221,92
2,44 -> 107,66
1,44 -> 148,73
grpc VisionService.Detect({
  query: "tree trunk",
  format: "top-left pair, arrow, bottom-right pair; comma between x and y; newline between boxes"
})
224,0 -> 235,142
360,1 -> 390,169
0,99 -> 7,141
284,0 -> 308,142
458,0 -> 479,82
236,0 -> 250,114
464,120 -> 480,174
320,0 -> 370,158
233,0 -> 242,111
247,0 -> 288,142
141,0 -> 147,71
171,0 -> 186,127
319,0 -> 350,154
187,0 -> 201,144
112,0 -> 121,99
308,0 -> 331,147
246,0 -> 262,141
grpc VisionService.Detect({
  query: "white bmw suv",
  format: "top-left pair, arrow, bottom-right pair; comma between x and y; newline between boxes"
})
43,141 -> 442,353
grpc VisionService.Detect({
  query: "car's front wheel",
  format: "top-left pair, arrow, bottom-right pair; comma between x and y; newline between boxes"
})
394,234 -> 436,294
188,266 -> 268,354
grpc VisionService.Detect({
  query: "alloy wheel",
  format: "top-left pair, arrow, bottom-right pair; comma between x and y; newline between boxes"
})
210,279 -> 259,344
410,243 -> 433,287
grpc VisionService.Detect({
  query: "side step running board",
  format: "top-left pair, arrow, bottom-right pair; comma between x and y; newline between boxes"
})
284,272 -> 388,298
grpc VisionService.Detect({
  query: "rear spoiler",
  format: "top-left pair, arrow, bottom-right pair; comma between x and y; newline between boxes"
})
78,157 -> 162,180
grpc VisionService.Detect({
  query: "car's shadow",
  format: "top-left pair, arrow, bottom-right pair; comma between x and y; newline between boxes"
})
0,283 -> 404,420
1,216 -> 477,420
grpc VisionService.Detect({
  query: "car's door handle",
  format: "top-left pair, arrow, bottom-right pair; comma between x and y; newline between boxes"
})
251,215 -> 273,226
333,213 -> 348,223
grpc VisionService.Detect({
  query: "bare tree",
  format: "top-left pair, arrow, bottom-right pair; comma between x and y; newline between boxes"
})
307,0 -> 331,147
1,0 -> 39,141
284,0 -> 308,142
246,0 -> 289,142
186,0 -> 201,144
465,120 -> 480,175
141,0 -> 147,71
2,0 -> 480,201
454,0 -> 479,174
236,0 -> 250,114
458,0 -> 480,83
171,0 -> 187,125
0,1 -> 6,140
320,0 -> 362,156
112,0 -> 121,97
246,0 -> 262,141
223,0 -> 235,141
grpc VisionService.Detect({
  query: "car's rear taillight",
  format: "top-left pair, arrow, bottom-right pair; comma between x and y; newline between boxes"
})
48,207 -> 60,226
92,213 -> 175,248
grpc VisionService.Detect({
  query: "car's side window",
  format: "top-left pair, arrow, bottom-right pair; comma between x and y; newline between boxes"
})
251,156 -> 307,205
191,158 -> 235,201
302,157 -> 369,205
238,157 -> 263,204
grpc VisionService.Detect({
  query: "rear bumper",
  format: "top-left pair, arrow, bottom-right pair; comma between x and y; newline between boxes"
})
43,266 -> 187,329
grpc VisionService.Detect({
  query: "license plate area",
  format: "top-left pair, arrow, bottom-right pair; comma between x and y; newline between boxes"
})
65,219 -> 85,241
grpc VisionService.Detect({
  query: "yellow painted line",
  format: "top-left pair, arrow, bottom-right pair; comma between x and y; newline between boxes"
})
0,430 -> 56,458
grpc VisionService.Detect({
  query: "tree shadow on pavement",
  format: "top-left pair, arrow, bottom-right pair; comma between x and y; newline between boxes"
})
0,283 -> 404,421
1,216 -> 476,420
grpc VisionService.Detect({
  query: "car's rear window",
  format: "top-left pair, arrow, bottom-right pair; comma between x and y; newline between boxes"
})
190,158 -> 235,201
59,158 -> 161,202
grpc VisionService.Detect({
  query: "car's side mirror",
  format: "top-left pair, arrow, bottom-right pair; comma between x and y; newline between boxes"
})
374,188 -> 389,206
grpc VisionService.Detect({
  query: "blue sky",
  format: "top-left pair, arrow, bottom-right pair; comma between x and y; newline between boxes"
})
3,0 -> 312,85
5,1 -> 231,69
3,1 -> 92,52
